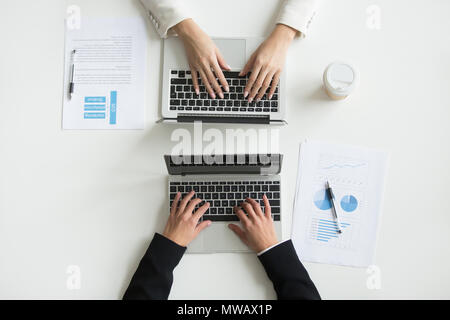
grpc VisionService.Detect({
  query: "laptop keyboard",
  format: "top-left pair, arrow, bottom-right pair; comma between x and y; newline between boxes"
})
169,180 -> 281,222
169,70 -> 279,113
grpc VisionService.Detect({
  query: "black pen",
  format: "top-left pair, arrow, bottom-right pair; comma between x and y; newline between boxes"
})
326,180 -> 343,234
68,49 -> 76,99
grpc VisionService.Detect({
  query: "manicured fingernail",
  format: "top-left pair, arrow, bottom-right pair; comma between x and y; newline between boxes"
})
226,64 -> 231,70
248,97 -> 253,103
225,86 -> 229,92
268,94 -> 273,99
195,88 -> 199,95
256,98 -> 260,102
207,221 -> 212,226
211,93 -> 216,99
244,91 -> 248,98
219,92 -> 224,99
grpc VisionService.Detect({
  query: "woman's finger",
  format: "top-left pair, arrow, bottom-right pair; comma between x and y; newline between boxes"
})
213,62 -> 229,93
204,63 -> 223,98
177,190 -> 195,215
267,71 -> 281,99
255,70 -> 275,101
216,49 -> 231,72
240,53 -> 255,77
190,65 -> 200,95
193,201 -> 210,223
263,194 -> 271,217
248,67 -> 269,103
245,197 -> 264,217
241,201 -> 257,221
198,67 -> 216,99
244,62 -> 262,99
228,224 -> 248,245
233,206 -> 250,225
195,220 -> 212,236
184,197 -> 202,216
170,192 -> 181,216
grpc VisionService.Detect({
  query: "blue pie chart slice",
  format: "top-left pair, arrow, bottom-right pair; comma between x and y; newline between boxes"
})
313,189 -> 332,210
340,195 -> 358,212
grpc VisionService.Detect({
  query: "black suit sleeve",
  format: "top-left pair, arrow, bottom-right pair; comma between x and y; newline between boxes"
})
258,240 -> 321,300
123,233 -> 186,300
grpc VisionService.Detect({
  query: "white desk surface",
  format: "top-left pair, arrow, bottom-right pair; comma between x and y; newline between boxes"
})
1,0 -> 449,299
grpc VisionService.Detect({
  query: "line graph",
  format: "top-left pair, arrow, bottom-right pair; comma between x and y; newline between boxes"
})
320,163 -> 366,170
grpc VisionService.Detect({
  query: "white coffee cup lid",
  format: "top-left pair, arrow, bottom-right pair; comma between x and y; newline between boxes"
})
323,62 -> 358,96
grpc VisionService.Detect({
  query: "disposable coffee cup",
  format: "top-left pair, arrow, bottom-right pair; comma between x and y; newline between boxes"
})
323,62 -> 358,100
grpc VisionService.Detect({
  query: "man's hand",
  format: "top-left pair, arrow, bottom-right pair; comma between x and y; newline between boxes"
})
240,24 -> 297,103
163,191 -> 211,247
172,19 -> 230,99
228,195 -> 278,253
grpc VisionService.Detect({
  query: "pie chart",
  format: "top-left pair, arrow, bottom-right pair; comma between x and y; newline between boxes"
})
313,189 -> 332,210
340,195 -> 358,212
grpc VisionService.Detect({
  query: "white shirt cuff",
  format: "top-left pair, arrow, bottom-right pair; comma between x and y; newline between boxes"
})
257,240 -> 289,256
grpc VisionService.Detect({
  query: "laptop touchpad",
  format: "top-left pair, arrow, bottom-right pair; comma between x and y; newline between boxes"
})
213,39 -> 246,69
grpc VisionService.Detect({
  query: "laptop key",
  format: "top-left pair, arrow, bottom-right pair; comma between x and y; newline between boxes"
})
269,185 -> 280,191
269,199 -> 280,207
171,78 -> 186,84
202,215 -> 239,221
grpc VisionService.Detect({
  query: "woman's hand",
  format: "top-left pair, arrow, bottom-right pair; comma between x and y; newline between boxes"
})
228,195 -> 278,253
240,24 -> 297,102
163,191 -> 211,247
172,19 -> 230,99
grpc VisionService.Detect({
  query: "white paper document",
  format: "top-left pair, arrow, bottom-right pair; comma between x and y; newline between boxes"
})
62,18 -> 147,129
291,140 -> 389,267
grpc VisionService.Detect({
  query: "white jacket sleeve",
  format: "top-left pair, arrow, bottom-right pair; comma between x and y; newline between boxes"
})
139,0 -> 191,38
277,0 -> 319,37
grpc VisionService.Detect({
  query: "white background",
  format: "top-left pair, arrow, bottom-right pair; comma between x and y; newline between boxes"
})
0,0 -> 449,299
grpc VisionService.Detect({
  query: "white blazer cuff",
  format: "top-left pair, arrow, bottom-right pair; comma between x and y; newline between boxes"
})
277,0 -> 318,38
140,0 -> 192,38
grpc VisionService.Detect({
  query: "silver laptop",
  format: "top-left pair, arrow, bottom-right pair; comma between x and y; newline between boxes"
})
165,154 -> 283,253
160,38 -> 287,125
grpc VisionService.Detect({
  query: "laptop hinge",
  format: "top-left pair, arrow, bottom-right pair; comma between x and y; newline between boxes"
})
177,113 -> 270,124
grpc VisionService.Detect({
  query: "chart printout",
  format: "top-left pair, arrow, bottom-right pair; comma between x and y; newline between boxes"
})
62,18 -> 146,129
291,140 -> 389,267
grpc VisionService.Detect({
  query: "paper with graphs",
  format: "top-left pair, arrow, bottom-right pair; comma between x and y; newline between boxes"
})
62,18 -> 146,129
291,140 -> 389,267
